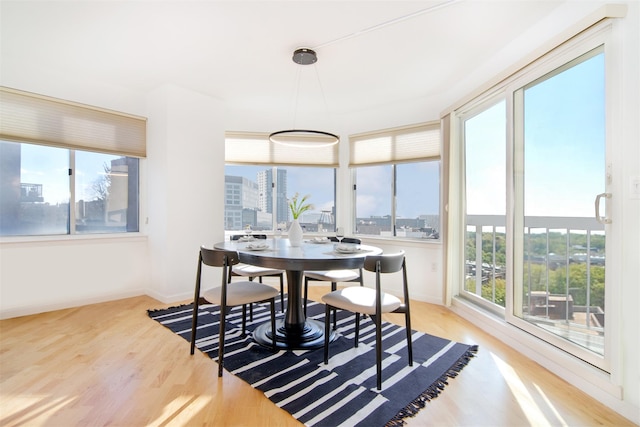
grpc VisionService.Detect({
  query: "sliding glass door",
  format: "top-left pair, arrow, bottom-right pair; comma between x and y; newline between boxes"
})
512,46 -> 608,366
459,29 -> 613,370
462,99 -> 506,313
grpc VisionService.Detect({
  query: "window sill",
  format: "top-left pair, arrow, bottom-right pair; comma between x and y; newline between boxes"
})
354,235 -> 441,247
0,232 -> 147,245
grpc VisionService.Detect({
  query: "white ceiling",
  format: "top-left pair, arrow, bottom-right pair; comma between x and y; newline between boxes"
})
1,1 -> 580,132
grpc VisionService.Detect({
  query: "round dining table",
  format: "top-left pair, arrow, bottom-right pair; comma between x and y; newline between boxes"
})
214,237 -> 382,350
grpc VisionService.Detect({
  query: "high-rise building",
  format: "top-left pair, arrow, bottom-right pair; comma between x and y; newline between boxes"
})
257,169 -> 288,223
224,175 -> 259,230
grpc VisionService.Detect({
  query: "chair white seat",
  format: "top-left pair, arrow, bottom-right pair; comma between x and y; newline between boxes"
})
305,269 -> 360,282
322,286 -> 401,315
204,281 -> 280,306
232,264 -> 283,277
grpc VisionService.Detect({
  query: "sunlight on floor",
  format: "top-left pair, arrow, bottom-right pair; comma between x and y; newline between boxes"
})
147,394 -> 213,427
0,394 -> 77,425
534,382 -> 568,426
148,395 -> 212,426
490,352 -> 567,427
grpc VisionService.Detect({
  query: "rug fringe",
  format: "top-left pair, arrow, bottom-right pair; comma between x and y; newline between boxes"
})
385,345 -> 479,427
147,303 -> 193,316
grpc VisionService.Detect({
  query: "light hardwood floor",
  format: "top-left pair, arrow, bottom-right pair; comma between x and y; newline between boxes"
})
0,282 -> 635,427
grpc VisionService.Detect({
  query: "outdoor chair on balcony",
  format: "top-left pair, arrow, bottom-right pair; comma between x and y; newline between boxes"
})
322,251 -> 412,390
303,237 -> 363,329
230,234 -> 285,312
190,246 -> 278,377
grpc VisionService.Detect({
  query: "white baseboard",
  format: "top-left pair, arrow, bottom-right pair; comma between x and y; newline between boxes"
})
0,289 -> 146,320
144,289 -> 193,305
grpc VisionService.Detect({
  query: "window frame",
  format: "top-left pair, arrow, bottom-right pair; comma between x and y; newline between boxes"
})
0,140 -> 141,238
349,121 -> 442,241
352,159 -> 441,241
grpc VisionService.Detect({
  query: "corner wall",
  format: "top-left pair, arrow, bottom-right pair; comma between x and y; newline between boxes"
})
145,85 -> 226,303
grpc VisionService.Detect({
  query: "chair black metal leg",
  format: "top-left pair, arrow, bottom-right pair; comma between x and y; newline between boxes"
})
375,311 -> 382,390
241,304 -> 247,336
270,299 -> 277,351
354,312 -> 360,347
331,282 -> 337,330
218,303 -> 226,377
279,274 -> 285,312
405,310 -> 413,365
323,304 -> 331,364
248,277 -> 255,321
190,298 -> 200,355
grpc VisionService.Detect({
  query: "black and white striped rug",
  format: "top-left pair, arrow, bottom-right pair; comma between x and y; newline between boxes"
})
148,297 -> 477,427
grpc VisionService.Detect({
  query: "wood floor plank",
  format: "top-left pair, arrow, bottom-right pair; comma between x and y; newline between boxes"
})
0,283 -> 634,426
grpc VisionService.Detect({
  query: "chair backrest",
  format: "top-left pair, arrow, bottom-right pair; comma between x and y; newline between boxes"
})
200,246 -> 241,267
230,234 -> 267,240
328,236 -> 361,244
363,251 -> 405,274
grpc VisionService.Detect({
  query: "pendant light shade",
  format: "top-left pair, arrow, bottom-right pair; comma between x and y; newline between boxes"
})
269,48 -> 339,147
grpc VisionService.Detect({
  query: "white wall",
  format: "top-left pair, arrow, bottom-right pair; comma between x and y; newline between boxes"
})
358,239 -> 443,305
144,85 -> 226,303
0,235 -> 149,318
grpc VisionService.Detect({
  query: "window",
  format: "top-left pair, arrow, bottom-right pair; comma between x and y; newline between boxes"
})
224,165 -> 335,233
75,150 -> 139,233
0,87 -> 146,237
224,131 -> 338,234
0,141 -> 139,236
462,99 -> 507,310
351,122 -> 441,239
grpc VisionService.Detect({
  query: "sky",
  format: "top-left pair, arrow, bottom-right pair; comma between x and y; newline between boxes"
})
19,145 -> 123,205
465,50 -> 605,219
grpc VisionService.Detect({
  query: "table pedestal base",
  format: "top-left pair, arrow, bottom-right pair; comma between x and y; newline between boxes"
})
253,319 -> 336,350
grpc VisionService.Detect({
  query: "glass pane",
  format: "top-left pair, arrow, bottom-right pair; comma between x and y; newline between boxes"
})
355,165 -> 392,236
396,161 -> 440,239
224,165 -> 335,233
519,50 -> 605,355
284,166 -> 335,233
0,141 -> 70,235
463,100 -> 506,307
75,152 -> 139,233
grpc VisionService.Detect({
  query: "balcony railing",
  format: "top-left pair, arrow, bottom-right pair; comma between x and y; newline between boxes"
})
465,215 -> 605,355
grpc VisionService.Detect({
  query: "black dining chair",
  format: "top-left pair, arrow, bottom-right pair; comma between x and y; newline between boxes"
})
190,246 -> 278,377
229,234 -> 285,312
303,237 -> 363,329
321,251 -> 412,390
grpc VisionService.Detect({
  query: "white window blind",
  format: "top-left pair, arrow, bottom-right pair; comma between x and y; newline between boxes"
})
225,131 -> 339,167
349,121 -> 440,166
0,86 -> 147,157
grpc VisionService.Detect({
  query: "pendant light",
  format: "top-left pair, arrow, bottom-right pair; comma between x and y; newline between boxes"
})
268,48 -> 339,147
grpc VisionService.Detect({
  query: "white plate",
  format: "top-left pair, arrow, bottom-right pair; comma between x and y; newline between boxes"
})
336,245 -> 360,254
310,238 -> 331,244
246,244 -> 269,251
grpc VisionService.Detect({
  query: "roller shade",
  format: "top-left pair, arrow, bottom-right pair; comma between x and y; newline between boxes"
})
349,121 -> 440,166
225,131 -> 339,167
0,86 -> 147,157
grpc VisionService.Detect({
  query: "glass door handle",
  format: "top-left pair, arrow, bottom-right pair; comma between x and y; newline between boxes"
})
595,192 -> 612,224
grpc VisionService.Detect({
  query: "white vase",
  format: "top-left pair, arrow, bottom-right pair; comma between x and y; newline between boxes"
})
288,219 -> 303,247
